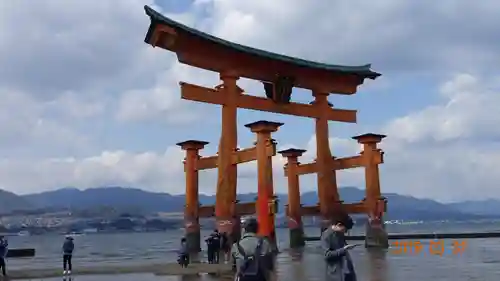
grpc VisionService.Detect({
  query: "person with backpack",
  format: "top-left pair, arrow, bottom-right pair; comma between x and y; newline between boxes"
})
231,218 -> 274,281
62,236 -> 75,275
0,235 -> 8,277
320,215 -> 359,281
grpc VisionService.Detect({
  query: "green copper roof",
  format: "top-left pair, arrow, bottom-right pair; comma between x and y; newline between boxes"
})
144,5 -> 381,79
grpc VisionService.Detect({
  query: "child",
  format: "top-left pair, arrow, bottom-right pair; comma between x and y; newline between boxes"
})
62,236 -> 74,275
177,237 -> 189,268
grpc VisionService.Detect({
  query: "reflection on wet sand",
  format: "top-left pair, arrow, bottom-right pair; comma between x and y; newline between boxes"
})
286,248 -> 307,280
367,249 -> 389,281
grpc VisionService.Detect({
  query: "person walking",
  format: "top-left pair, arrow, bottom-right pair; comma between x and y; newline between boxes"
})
231,218 -> 274,281
0,235 -> 8,277
320,215 -> 359,281
62,236 -> 75,275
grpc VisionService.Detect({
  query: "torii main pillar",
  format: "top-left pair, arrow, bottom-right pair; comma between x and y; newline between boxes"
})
312,92 -> 343,231
353,133 -> 389,248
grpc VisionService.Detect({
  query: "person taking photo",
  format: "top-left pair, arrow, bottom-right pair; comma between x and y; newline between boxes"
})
320,215 -> 358,281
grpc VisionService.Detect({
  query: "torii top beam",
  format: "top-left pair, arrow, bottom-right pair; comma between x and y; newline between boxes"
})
143,5 -> 381,95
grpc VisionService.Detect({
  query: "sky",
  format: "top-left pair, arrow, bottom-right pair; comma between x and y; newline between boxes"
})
1,0 -> 500,203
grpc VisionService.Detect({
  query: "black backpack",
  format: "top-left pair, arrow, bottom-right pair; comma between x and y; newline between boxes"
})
235,238 -> 266,281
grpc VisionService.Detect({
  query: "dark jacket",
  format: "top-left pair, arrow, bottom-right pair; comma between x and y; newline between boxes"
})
320,227 -> 357,281
63,239 -> 74,256
0,239 -> 7,258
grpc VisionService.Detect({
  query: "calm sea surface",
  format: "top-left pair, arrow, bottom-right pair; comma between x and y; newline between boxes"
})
7,221 -> 500,281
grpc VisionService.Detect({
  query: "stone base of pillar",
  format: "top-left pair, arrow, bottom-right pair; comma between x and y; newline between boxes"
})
365,218 -> 389,249
185,230 -> 201,253
289,227 -> 305,248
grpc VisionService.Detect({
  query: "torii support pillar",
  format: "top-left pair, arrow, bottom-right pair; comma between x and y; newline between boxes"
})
177,140 -> 209,253
279,148 -> 306,248
312,92 -> 342,231
245,120 -> 282,247
352,133 -> 389,249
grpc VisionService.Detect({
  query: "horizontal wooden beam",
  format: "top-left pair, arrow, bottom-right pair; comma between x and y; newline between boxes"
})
290,153 -> 383,176
197,155 -> 218,170
196,145 -> 275,171
234,147 -> 259,165
180,82 -> 357,123
298,202 -> 367,216
180,82 -> 227,105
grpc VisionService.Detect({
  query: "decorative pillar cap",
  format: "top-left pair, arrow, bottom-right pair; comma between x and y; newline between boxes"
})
244,120 -> 284,133
176,140 -> 209,150
278,148 -> 307,158
351,133 -> 386,144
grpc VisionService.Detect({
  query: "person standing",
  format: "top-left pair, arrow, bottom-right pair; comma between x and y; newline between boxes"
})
320,215 -> 359,281
231,218 -> 274,281
177,237 -> 189,268
211,230 -> 221,264
0,235 -> 8,277
62,236 -> 75,275
205,234 -> 214,263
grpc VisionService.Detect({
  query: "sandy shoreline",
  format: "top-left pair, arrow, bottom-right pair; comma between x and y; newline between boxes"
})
5,262 -> 232,279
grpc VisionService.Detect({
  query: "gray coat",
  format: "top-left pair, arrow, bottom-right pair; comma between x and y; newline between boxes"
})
320,227 -> 357,281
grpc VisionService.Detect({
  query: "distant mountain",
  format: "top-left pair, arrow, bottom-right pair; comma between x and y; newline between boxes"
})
448,199 -> 500,216
23,187 -> 185,213
0,189 -> 34,214
18,186 -> 499,221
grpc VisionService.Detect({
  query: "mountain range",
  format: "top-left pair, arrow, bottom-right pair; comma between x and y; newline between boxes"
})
0,186 -> 498,220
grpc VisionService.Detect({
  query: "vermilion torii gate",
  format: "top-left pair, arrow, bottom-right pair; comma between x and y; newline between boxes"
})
143,5 -> 388,252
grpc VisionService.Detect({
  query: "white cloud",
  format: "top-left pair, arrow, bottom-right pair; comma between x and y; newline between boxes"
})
373,73 -> 500,202
0,0 -> 500,204
0,148 -> 185,195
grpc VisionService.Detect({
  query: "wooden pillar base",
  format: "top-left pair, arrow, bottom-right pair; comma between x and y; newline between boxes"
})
185,218 -> 201,253
186,229 -> 201,253
365,217 -> 389,249
216,218 -> 234,236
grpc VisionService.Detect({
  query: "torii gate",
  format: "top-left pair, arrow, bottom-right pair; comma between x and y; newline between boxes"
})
142,5 -> 383,252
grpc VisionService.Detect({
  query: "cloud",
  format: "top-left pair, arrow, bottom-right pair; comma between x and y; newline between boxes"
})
374,73 -> 500,202
0,147 -> 185,195
0,0 -> 500,204
195,0 -> 500,75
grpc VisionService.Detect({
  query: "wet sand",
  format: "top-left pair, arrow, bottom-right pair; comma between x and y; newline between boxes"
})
6,262 -> 232,280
